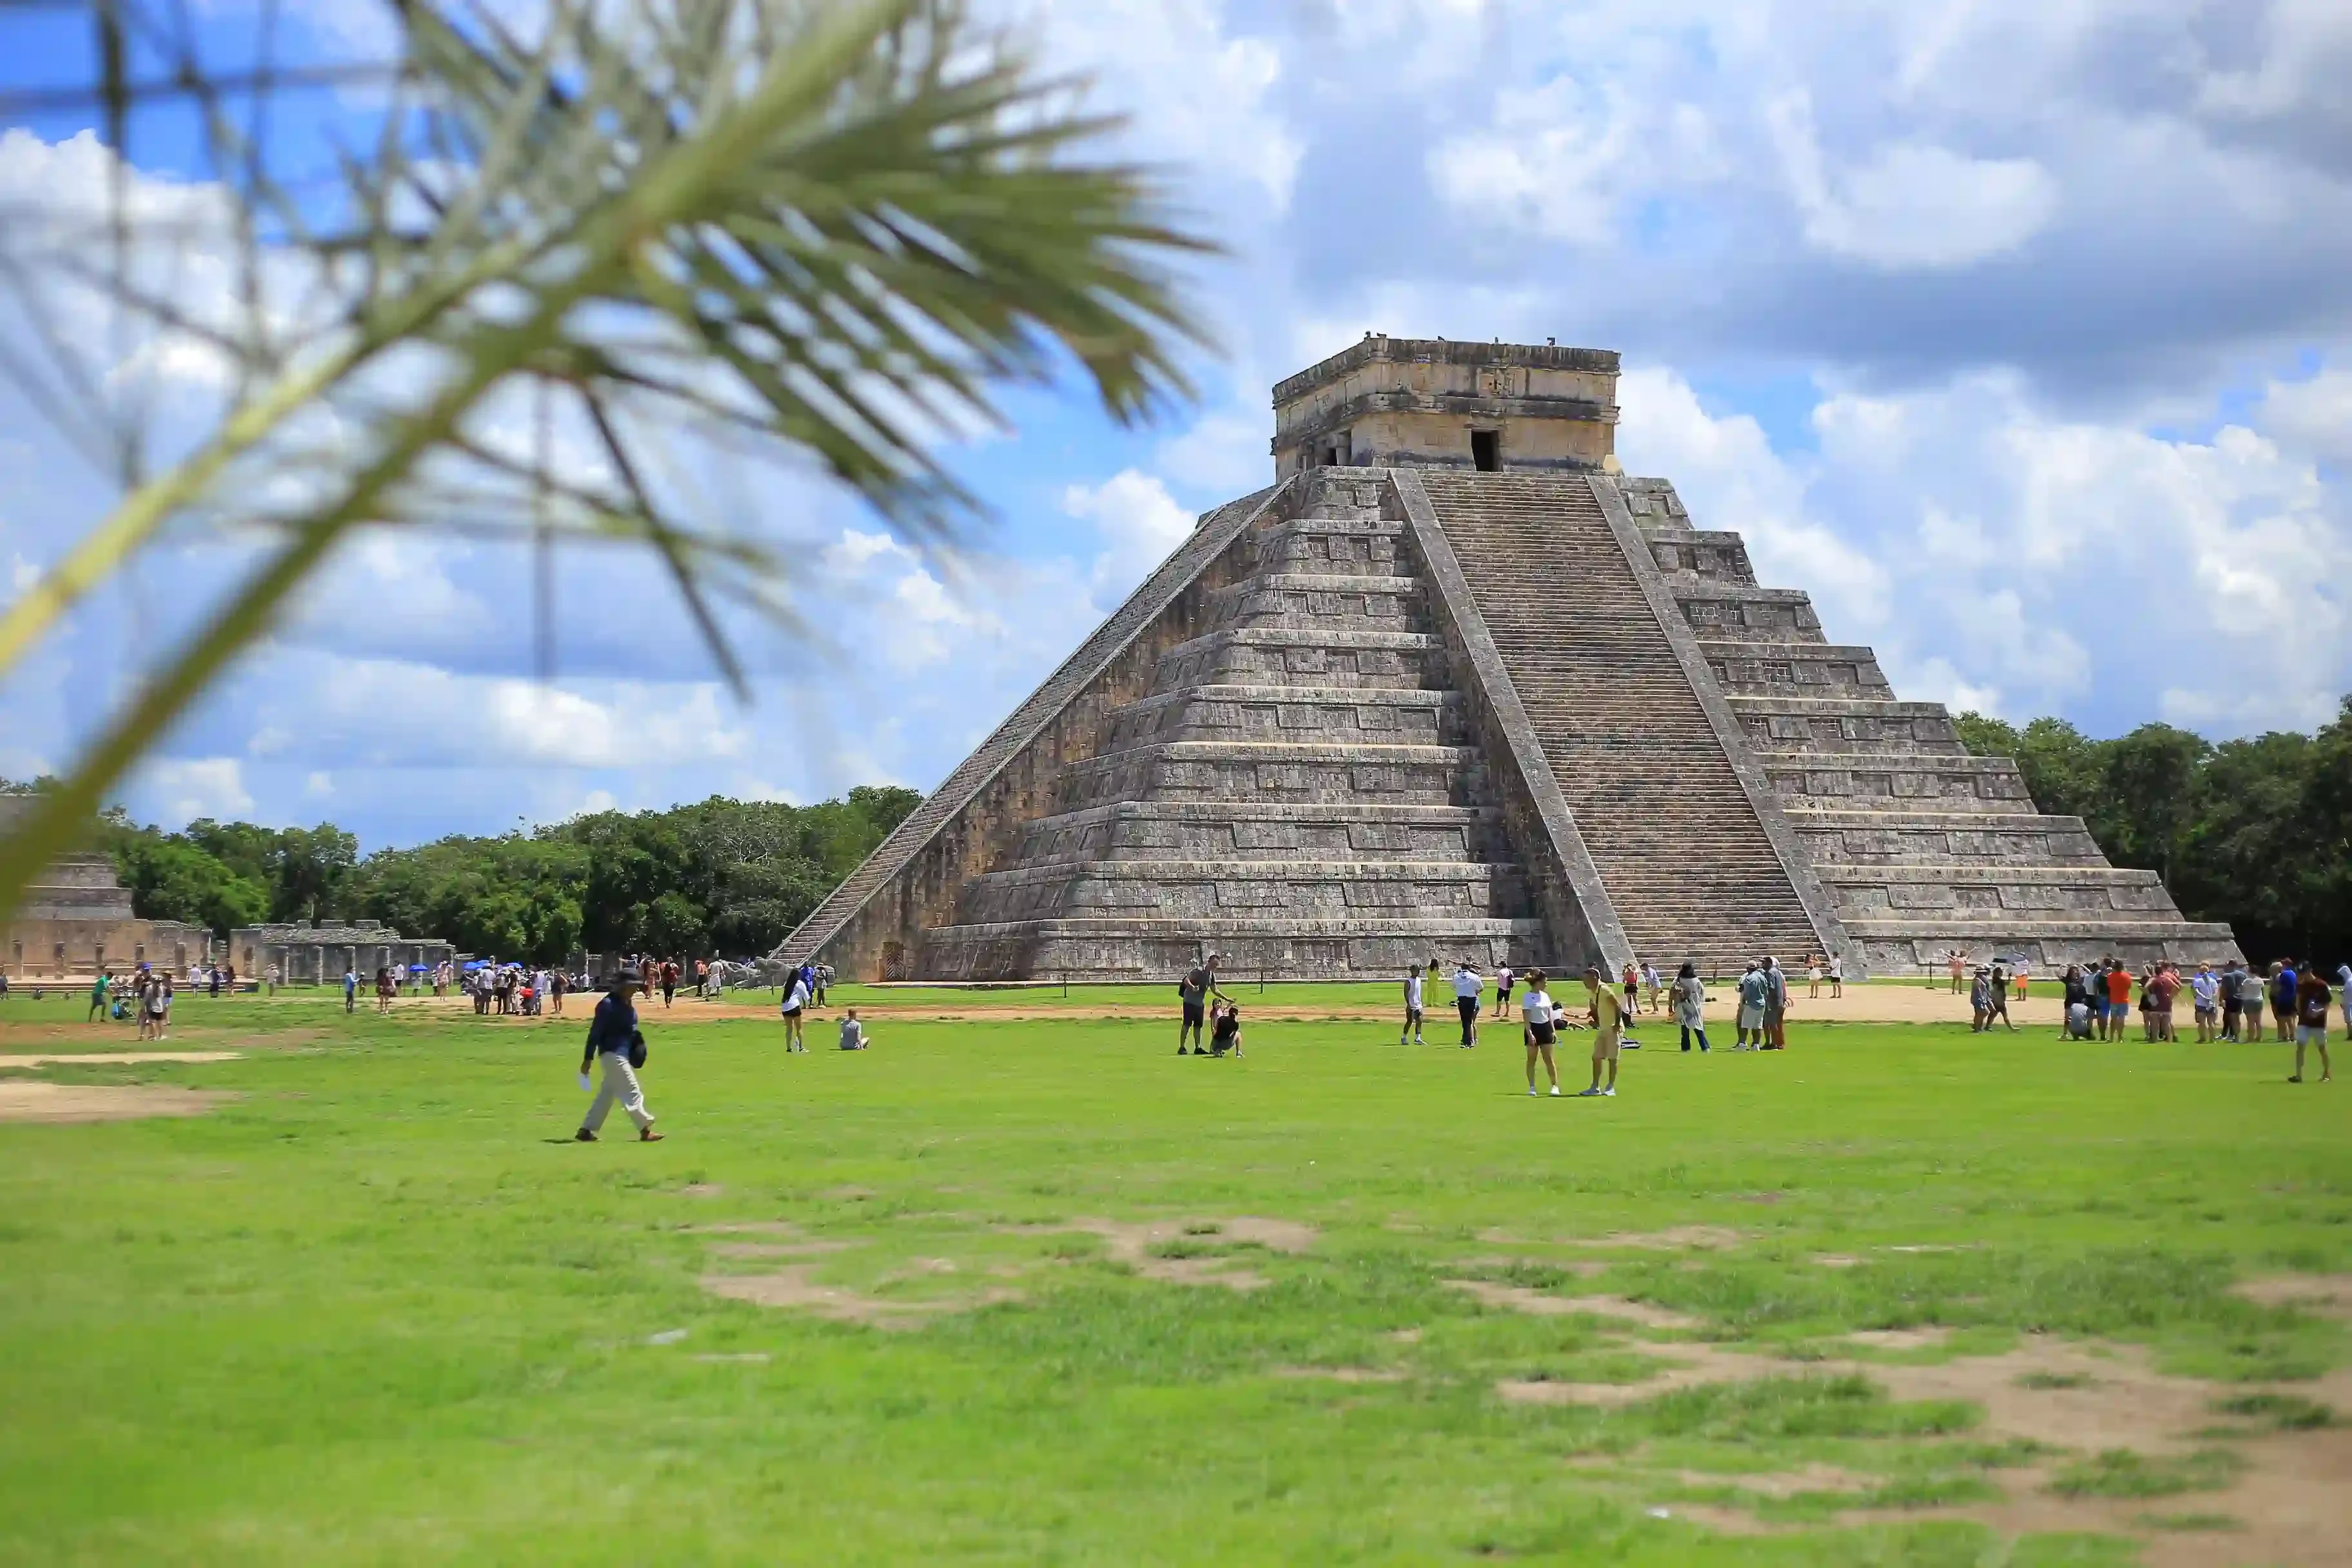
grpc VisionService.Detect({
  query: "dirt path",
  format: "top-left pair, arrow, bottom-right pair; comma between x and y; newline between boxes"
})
400,985 -> 2104,1027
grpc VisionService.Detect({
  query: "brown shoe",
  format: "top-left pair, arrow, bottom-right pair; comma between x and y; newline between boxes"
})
640,1128 -> 664,1142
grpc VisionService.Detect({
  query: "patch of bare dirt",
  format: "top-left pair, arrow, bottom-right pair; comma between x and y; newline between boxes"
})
1571,1226 -> 1747,1251
685,1220 -> 795,1235
1845,1326 -> 1954,1350
2231,1273 -> 2352,1321
706,1240 -> 856,1260
1502,1332 -> 2352,1567
1813,1254 -> 1866,1269
1273,1366 -> 1406,1384
0,1083 -> 236,1122
1675,1464 -> 1875,1499
674,1183 -> 724,1199
1444,1279 -> 1701,1330
821,1184 -> 876,1201
0,1051 -> 242,1068
1004,1215 -> 1317,1293
698,1266 -> 1017,1328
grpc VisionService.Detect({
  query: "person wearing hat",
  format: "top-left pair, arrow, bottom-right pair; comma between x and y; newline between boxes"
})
577,967 -> 662,1142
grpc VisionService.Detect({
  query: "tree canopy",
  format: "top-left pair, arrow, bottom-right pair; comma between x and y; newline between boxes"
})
1954,696 -> 2351,961
0,786 -> 922,965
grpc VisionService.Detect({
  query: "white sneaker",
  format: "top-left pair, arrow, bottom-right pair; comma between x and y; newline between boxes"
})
1527,1086 -> 1538,1096
1602,1087 -> 1616,1097
1414,1036 -> 1424,1046
1549,1084 -> 1562,1096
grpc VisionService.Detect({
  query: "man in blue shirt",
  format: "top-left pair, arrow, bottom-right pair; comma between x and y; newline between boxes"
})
578,968 -> 662,1142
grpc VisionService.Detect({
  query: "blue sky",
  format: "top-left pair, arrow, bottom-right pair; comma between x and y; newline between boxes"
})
1,0 -> 2347,850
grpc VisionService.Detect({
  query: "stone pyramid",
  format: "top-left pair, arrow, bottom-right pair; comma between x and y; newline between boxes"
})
776,339 -> 2236,981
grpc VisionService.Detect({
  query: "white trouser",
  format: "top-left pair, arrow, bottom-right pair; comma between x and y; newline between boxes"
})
583,1050 -> 653,1133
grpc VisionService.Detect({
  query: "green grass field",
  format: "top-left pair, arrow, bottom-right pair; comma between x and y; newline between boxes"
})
1,991 -> 2346,1564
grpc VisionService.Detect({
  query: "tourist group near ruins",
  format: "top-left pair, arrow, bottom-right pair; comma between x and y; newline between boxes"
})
6,337 -> 2244,999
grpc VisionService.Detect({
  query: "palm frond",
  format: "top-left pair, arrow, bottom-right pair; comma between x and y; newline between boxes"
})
0,0 -> 1215,921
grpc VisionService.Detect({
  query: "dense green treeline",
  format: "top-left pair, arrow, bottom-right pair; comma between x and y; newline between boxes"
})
0,781 -> 921,963
12,694 -> 2345,964
1954,695 -> 2351,961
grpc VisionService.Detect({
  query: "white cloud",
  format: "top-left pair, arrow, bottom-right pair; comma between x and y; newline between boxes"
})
1011,0 -> 1302,210
304,770 -> 335,798
1767,93 -> 2059,269
141,756 -> 255,824
2259,369 -> 2352,466
1156,411 -> 1269,498
1620,362 -> 2350,729
1061,468 -> 1196,602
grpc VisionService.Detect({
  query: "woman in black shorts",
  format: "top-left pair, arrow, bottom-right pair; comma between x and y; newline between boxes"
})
1518,969 -> 1560,1097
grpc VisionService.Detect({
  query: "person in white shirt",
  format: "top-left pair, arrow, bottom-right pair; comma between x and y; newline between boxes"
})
1400,965 -> 1424,1046
2190,962 -> 2221,1042
1518,969 -> 1560,1096
1495,966 -> 1516,1010
779,966 -> 810,1052
1450,961 -> 1484,1048
1828,954 -> 1844,999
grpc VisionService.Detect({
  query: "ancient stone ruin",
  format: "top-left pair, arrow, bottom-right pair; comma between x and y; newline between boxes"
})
776,338 -> 2236,981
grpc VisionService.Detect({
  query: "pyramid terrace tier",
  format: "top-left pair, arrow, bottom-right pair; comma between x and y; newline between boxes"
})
1727,696 -> 1966,756
1101,685 -> 1468,750
952,858 -> 1529,926
1202,573 -> 1430,634
1763,751 -> 2036,812
1699,640 -> 1893,698
1838,917 -> 2242,974
917,914 -> 1548,982
1250,514 -> 1412,576
1643,530 -> 1759,586
1056,740 -> 1491,811
1665,583 -> 1827,644
1003,799 -> 1510,868
1153,627 -> 1447,692
1818,863 -> 2201,921
1785,808 -> 2108,866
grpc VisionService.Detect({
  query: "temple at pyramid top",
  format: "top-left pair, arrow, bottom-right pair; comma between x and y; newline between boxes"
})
774,340 -> 2236,983
1272,336 -> 1621,478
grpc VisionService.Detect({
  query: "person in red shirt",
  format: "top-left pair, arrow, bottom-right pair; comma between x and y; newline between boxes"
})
2102,961 -> 2133,1041
2150,963 -> 2182,1042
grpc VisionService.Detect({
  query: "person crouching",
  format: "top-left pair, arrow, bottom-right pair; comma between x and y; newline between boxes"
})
1210,1001 -> 1244,1057
577,967 -> 662,1143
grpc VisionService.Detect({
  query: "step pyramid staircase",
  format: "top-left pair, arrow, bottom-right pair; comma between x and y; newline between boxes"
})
1609,476 -> 2237,976
819,472 -> 1548,980
776,362 -> 2236,982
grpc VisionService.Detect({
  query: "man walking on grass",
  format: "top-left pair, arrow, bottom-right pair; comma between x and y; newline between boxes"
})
578,968 -> 662,1142
1451,959 -> 1484,1048
1400,963 -> 1424,1046
1577,967 -> 1627,1096
2289,963 -> 2333,1085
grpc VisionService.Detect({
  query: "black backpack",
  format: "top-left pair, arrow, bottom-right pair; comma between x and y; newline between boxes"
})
627,1028 -> 647,1070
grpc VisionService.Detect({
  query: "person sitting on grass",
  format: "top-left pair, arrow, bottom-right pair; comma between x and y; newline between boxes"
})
1209,1001 -> 1243,1058
838,1008 -> 870,1051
